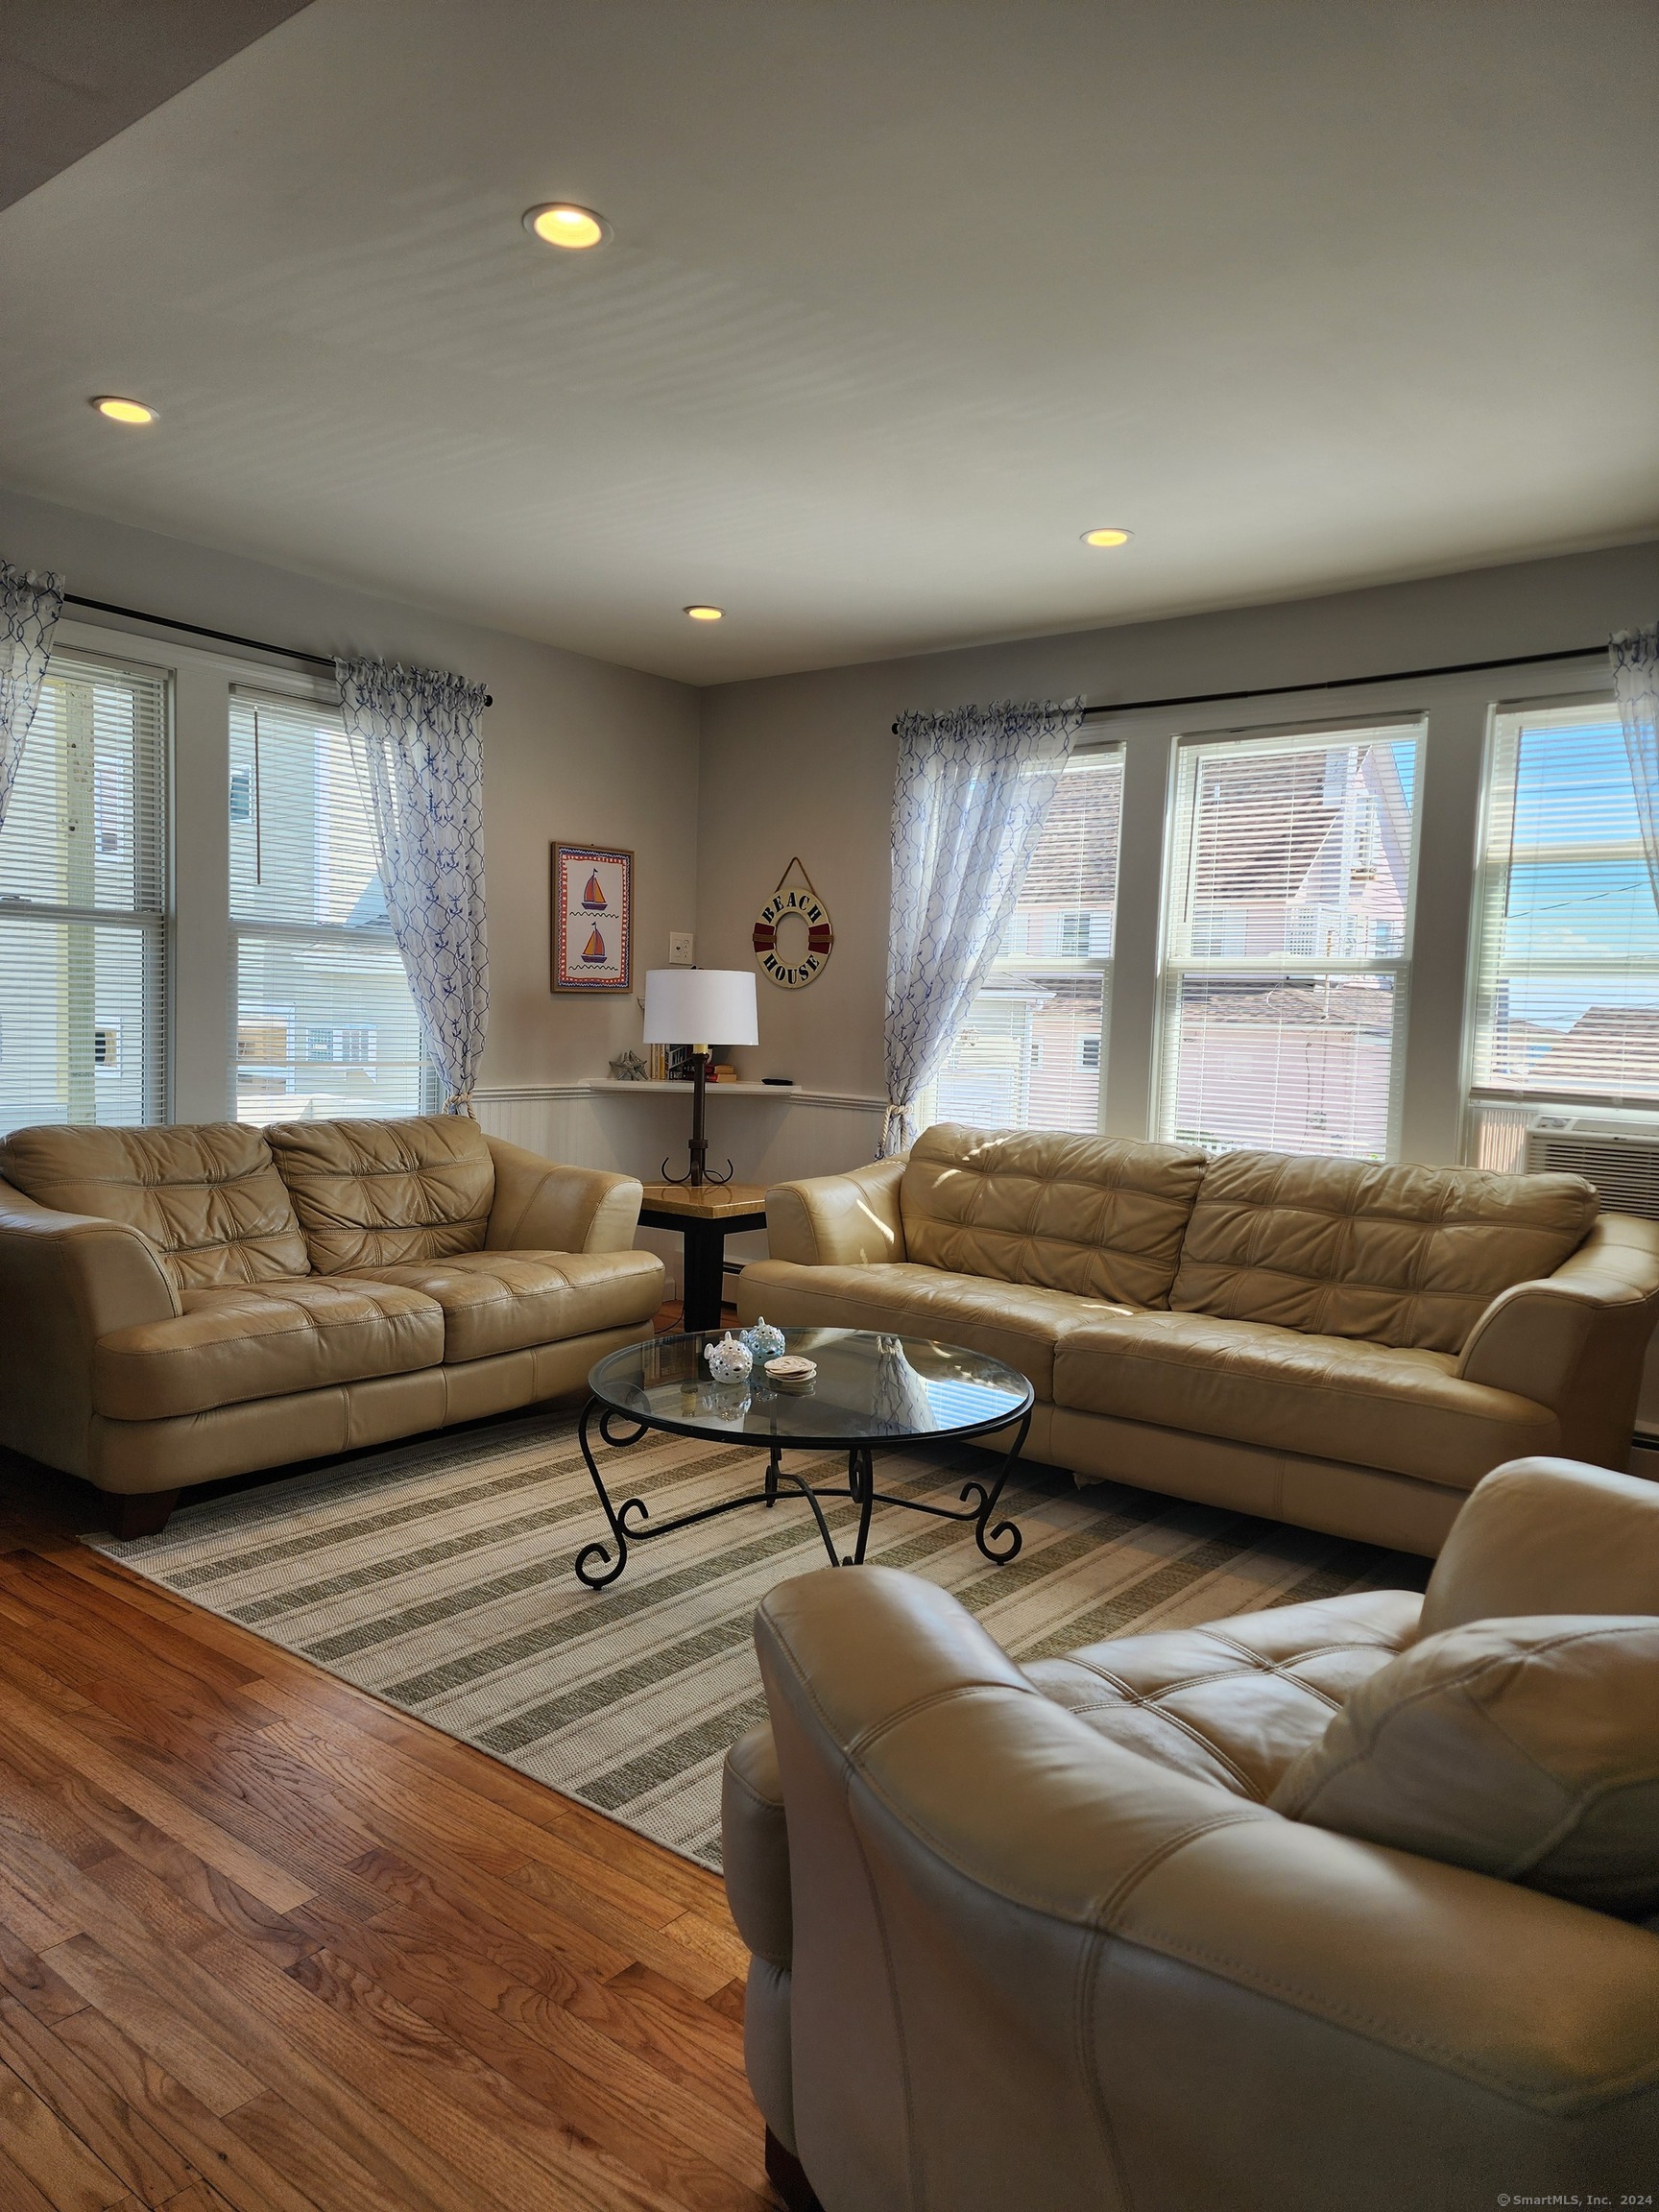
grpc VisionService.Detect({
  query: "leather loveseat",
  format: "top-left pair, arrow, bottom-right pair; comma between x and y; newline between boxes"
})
736,1123 -> 1659,1554
724,1455 -> 1659,2211
0,1115 -> 661,1533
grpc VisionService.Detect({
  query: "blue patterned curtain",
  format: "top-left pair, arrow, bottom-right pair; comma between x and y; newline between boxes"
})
1615,625 -> 1659,911
882,696 -> 1082,1154
0,560 -> 65,830
336,657 -> 491,1115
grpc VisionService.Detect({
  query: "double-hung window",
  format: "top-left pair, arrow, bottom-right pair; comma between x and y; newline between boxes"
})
1468,697 -> 1658,1166
1156,721 -> 1423,1160
0,651 -> 168,1133
228,689 -> 431,1121
930,745 -> 1122,1134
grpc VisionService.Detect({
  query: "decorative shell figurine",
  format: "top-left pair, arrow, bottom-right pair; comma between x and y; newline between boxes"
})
742,1316 -> 786,1364
704,1332 -> 754,1382
764,1354 -> 817,1393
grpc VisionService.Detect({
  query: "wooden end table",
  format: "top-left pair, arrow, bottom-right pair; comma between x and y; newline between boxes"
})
637,1180 -> 768,1333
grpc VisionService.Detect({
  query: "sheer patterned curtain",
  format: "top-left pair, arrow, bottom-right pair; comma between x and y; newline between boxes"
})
882,696 -> 1082,1153
0,560 -> 65,830
335,657 -> 491,1115
1614,624 -> 1659,908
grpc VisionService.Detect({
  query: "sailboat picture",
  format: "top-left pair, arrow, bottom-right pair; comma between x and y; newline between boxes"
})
551,841 -> 634,993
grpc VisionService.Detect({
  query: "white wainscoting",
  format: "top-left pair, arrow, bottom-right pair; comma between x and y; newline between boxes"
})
471,1082 -> 886,1293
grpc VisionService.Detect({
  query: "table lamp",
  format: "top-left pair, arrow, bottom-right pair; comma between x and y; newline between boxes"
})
642,969 -> 758,1187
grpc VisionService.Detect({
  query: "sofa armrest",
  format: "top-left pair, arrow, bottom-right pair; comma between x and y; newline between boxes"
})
764,1156 -> 907,1267
756,1566 -> 1659,2211
1456,1214 -> 1659,1465
722,1722 -> 790,1968
483,1136 -> 643,1254
1420,1455 -> 1659,1632
0,1178 -> 180,1478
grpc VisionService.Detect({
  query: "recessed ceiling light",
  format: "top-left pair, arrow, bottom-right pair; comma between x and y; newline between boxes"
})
1081,526 -> 1132,548
684,605 -> 724,621
91,396 -> 157,425
522,203 -> 610,250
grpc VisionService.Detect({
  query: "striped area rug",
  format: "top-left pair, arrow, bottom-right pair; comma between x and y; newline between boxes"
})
86,1414 -> 1429,1871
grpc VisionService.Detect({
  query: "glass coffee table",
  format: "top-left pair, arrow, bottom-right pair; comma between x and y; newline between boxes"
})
573,1327 -> 1035,1590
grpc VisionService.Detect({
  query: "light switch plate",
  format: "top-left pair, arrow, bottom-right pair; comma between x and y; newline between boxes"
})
668,932 -> 694,966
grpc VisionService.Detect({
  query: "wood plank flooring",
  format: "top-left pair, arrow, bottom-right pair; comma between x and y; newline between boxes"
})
0,1424 -> 774,2212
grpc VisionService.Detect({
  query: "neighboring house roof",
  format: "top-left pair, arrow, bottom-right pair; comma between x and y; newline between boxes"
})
1179,981 -> 1395,1030
1525,1004 -> 1659,1088
1022,764 -> 1120,905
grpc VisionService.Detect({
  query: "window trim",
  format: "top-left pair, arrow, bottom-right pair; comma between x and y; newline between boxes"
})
921,738 -> 1123,1137
1465,688 -> 1653,1128
226,683 -> 437,1120
0,641 -> 175,1129
1151,714 -> 1427,1162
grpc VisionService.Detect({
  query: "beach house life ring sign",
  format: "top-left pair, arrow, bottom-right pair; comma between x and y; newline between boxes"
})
753,858 -> 833,989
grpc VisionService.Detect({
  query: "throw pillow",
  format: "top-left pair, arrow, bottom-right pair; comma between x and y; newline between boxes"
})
1270,1615 -> 1659,1917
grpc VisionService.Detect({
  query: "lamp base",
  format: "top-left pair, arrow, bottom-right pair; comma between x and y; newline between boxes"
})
657,1049 -> 733,1188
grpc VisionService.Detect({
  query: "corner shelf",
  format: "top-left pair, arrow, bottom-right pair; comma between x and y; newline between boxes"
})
586,1078 -> 794,1096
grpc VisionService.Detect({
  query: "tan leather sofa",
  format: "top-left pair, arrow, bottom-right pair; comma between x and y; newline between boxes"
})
737,1123 -> 1659,1554
0,1115 -> 661,1534
724,1456 -> 1659,2212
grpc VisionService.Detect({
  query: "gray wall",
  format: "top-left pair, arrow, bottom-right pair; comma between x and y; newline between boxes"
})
695,541 -> 1659,1163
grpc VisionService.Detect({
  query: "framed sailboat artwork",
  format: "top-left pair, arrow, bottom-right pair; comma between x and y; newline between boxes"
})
551,842 -> 634,993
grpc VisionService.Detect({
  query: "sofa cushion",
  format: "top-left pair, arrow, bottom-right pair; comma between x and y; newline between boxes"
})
0,1121 -> 309,1290
1052,1308 -> 1558,1488
901,1123 -> 1209,1308
731,1258 -> 1122,1398
1272,1616 -> 1659,1917
1025,1590 -> 1422,1801
265,1115 -> 493,1272
1169,1150 -> 1597,1354
93,1276 -> 444,1419
361,1248 -> 663,1362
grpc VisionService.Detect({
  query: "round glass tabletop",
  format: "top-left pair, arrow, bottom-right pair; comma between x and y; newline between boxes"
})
588,1326 -> 1033,1449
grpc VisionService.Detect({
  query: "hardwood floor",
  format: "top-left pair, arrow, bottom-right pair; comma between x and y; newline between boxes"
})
0,1433 -> 776,2212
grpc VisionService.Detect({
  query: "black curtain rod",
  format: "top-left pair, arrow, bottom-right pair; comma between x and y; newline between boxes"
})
63,592 -> 493,705
889,640 -> 1609,733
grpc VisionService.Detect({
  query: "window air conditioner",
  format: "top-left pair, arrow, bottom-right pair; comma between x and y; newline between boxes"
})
1523,1115 -> 1659,1222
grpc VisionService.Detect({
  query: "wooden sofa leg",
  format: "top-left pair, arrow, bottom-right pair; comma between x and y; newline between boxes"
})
97,1489 -> 179,1540
764,2128 -> 823,2212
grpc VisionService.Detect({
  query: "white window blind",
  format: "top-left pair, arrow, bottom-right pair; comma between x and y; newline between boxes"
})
931,746 -> 1122,1134
1156,721 -> 1423,1161
0,651 -> 168,1134
1470,697 -> 1658,1133
229,690 -> 432,1123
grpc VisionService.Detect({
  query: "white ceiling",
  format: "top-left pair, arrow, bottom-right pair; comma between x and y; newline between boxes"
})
1,0 -> 1655,685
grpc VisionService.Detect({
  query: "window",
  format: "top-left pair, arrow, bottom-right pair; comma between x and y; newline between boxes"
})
1468,698 -> 1659,1164
931,746 -> 1123,1133
0,651 -> 167,1134
229,690 -> 431,1122
1156,722 -> 1423,1160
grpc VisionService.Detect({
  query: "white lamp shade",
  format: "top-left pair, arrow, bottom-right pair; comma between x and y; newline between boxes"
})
641,969 -> 758,1047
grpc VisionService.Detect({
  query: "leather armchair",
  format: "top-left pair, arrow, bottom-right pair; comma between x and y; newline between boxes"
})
725,1457 -> 1659,2210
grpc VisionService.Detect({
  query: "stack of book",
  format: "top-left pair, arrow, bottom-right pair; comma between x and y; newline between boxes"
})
644,1044 -> 695,1081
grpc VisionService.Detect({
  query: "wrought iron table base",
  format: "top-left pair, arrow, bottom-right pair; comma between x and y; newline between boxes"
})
572,1400 -> 1033,1591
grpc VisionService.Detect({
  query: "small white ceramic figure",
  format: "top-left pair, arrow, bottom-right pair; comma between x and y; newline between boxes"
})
704,1332 -> 754,1382
742,1316 -> 786,1363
